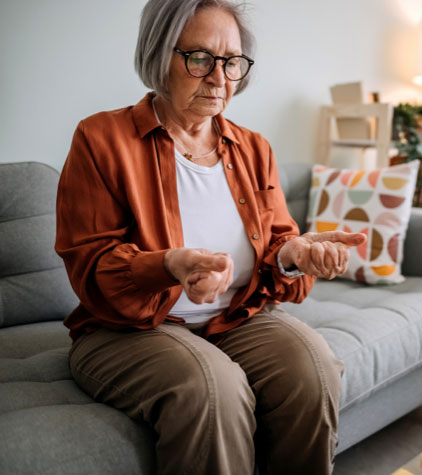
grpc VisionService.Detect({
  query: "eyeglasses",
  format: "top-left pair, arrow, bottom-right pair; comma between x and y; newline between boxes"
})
174,47 -> 254,81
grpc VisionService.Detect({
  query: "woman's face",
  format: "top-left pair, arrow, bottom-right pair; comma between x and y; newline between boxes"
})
166,7 -> 242,119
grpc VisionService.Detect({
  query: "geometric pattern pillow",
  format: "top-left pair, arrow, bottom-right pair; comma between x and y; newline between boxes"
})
306,160 -> 419,284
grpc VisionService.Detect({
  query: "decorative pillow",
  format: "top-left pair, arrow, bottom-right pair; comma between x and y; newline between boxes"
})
306,161 -> 420,284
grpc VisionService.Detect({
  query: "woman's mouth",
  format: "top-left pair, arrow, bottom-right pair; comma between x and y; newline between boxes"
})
201,95 -> 222,101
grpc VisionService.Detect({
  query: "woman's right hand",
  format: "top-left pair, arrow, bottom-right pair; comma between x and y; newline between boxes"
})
164,248 -> 234,304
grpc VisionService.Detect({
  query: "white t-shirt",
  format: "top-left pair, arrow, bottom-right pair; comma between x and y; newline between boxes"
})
169,150 -> 255,323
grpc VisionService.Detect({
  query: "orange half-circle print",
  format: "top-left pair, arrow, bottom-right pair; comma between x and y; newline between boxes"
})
382,177 -> 408,190
371,265 -> 396,276
368,169 -> 381,188
341,170 -> 353,186
379,194 -> 405,209
344,208 -> 370,222
316,222 -> 339,232
357,228 -> 369,260
349,170 -> 366,188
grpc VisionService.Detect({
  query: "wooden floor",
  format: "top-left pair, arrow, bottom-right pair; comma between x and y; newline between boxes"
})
334,407 -> 422,475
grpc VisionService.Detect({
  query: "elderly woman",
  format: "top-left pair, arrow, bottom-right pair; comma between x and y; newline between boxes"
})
56,1 -> 365,474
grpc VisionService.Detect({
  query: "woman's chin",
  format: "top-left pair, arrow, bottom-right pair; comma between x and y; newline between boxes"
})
192,100 -> 226,117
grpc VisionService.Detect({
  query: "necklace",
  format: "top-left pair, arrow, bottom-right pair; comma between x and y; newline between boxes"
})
152,97 -> 219,162
173,138 -> 218,161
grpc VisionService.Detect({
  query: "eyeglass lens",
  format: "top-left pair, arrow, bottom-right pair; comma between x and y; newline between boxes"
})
187,51 -> 250,80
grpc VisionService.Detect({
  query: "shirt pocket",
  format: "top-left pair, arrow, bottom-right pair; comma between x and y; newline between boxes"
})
254,188 -> 275,246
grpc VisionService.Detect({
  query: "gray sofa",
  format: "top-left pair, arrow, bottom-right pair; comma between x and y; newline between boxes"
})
1,161 -> 421,475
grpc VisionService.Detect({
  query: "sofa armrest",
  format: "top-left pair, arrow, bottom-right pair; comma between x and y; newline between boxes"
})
402,208 -> 422,277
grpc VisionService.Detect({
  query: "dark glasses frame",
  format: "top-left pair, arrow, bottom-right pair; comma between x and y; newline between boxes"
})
173,47 -> 254,81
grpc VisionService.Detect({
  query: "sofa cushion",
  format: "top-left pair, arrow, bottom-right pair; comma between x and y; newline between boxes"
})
279,162 -> 312,234
0,322 -> 75,408
306,162 -> 419,284
280,276 -> 422,409
0,162 -> 78,328
0,404 -> 156,475
0,320 -> 156,475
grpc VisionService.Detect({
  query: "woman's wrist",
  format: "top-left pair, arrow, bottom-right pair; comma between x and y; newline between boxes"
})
277,248 -> 304,278
163,249 -> 179,283
277,246 -> 294,270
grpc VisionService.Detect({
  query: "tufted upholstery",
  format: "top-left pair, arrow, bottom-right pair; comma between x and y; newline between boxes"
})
281,278 -> 422,408
0,163 -> 155,475
0,162 -> 78,327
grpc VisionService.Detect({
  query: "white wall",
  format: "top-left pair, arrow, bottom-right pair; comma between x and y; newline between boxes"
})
1,0 -> 422,171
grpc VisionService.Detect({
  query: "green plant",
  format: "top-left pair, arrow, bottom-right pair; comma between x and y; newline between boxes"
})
392,103 -> 422,161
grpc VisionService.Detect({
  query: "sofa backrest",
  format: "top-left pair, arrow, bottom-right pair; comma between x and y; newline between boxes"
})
0,162 -> 78,328
279,162 -> 312,234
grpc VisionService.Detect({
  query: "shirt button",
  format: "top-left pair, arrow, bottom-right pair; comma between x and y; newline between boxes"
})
258,268 -> 263,274
239,198 -> 246,204
252,233 -> 260,240
227,163 -> 233,170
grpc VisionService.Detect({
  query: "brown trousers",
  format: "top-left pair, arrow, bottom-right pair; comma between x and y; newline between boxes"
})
69,306 -> 344,475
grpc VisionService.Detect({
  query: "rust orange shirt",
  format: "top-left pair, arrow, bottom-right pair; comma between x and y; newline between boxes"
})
56,93 -> 315,342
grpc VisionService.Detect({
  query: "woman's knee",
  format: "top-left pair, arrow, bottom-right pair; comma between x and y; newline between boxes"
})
152,339 -> 255,422
70,326 -> 255,427
255,311 -> 343,413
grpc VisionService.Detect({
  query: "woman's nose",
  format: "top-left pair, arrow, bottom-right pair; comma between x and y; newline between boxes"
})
205,60 -> 226,87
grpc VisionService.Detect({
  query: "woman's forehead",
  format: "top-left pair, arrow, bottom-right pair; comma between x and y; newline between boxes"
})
178,7 -> 242,54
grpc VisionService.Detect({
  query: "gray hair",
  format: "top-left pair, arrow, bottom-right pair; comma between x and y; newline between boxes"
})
134,0 -> 255,97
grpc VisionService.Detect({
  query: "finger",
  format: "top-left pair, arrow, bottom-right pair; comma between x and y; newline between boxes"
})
191,253 -> 230,272
336,245 -> 350,274
310,242 -> 325,270
302,242 -> 338,279
322,242 -> 351,278
204,290 -> 219,304
225,257 -> 234,287
187,271 -> 227,304
296,251 -> 324,277
307,231 -> 367,247
215,253 -> 234,281
322,241 -> 339,270
187,273 -> 214,304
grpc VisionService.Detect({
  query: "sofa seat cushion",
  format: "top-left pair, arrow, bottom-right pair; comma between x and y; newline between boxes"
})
0,321 -> 85,413
280,277 -> 422,409
0,404 -> 156,475
0,321 -> 156,475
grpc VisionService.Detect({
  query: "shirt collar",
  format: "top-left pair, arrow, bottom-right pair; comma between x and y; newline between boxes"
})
132,92 -> 161,139
132,92 -> 240,145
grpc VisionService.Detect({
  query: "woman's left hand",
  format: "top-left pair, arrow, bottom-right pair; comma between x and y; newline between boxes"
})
277,231 -> 367,280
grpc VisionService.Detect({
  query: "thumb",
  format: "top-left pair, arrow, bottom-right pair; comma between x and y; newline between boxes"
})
309,231 -> 367,247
